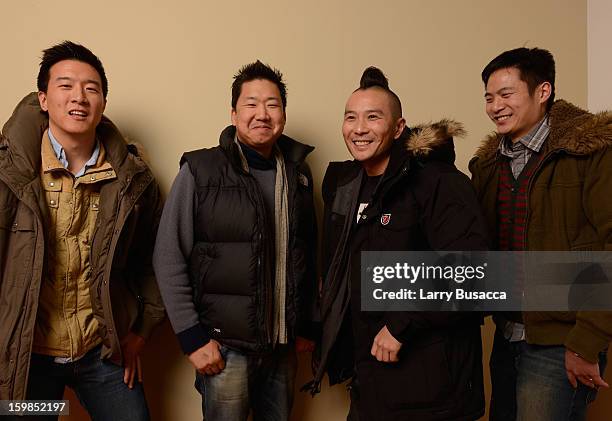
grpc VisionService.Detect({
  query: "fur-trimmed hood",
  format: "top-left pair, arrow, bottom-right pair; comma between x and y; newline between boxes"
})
407,118 -> 466,157
473,100 -> 612,161
402,118 -> 465,166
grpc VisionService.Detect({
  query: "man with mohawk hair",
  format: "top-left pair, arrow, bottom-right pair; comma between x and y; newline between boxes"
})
312,67 -> 488,420
154,60 -> 317,421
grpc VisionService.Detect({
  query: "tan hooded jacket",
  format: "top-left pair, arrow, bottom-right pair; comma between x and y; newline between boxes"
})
0,93 -> 165,399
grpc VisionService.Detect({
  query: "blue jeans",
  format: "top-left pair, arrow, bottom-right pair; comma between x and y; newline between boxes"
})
516,343 -> 607,421
195,344 -> 297,421
489,328 -> 522,421
9,345 -> 150,421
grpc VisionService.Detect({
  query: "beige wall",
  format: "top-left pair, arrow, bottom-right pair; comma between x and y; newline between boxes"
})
586,1 -> 612,419
0,0 -> 598,419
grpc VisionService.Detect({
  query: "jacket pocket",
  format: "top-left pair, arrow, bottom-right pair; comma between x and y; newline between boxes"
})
189,243 -> 215,307
2,205 -> 36,287
369,336 -> 452,410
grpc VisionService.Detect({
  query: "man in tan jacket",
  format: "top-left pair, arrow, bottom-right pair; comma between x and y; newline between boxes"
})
0,41 -> 164,420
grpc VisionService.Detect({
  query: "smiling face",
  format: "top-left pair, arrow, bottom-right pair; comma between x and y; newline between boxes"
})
231,79 -> 286,158
342,88 -> 405,176
485,67 -> 550,142
38,59 -> 106,144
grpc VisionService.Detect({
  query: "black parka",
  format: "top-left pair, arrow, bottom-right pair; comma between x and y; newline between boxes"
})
314,120 -> 488,421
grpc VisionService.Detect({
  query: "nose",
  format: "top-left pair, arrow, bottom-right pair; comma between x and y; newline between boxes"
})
72,85 -> 88,104
490,96 -> 504,113
255,103 -> 269,120
354,116 -> 369,135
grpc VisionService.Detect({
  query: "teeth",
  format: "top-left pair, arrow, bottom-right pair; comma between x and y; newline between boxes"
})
69,111 -> 86,116
495,115 -> 511,121
354,140 -> 371,146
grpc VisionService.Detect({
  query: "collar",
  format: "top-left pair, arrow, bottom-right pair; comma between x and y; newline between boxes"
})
236,138 -> 276,170
498,115 -> 550,158
47,127 -> 102,177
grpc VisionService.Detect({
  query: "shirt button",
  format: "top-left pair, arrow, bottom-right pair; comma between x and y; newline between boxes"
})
90,175 -> 96,181
92,203 -> 99,210
49,181 -> 55,187
50,200 -> 56,205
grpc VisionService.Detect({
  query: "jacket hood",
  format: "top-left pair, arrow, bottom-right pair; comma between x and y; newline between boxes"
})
0,93 -> 148,190
219,124 -> 314,164
473,100 -> 612,161
406,118 -> 466,162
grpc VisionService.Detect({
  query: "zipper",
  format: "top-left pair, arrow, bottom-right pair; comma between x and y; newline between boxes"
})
242,170 -> 273,349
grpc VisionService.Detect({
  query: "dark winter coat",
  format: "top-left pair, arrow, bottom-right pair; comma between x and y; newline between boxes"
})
314,120 -> 488,420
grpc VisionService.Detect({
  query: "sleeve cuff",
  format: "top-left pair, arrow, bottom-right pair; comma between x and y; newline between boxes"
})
564,323 -> 609,363
385,316 -> 412,344
177,324 -> 211,355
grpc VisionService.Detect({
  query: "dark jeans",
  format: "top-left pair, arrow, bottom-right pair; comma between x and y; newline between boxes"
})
516,343 -> 607,421
195,344 -> 297,421
489,327 -> 522,421
490,327 -> 608,421
6,345 -> 149,421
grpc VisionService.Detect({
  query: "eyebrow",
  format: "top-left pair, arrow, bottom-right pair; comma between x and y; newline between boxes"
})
55,76 -> 101,87
243,96 -> 280,102
344,108 -> 384,115
484,87 -> 513,97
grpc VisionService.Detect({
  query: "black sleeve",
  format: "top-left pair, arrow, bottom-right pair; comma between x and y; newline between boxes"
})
296,162 -> 320,340
385,163 -> 489,343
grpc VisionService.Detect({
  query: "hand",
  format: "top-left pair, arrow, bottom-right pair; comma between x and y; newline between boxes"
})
295,336 -> 315,353
121,332 -> 146,389
565,349 -> 609,389
188,339 -> 225,376
371,325 -> 402,363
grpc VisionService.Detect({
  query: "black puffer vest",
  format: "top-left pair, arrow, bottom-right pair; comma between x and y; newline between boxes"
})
181,125 -> 316,352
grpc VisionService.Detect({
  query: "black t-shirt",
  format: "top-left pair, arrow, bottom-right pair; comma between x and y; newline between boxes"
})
349,174 -> 383,356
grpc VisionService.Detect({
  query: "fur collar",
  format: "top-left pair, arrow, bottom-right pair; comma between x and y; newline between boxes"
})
474,100 -> 612,161
406,118 -> 466,158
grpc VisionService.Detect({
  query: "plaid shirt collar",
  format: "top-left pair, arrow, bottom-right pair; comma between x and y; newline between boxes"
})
498,115 -> 550,157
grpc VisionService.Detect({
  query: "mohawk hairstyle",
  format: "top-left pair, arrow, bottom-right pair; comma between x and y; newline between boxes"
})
360,66 -> 390,90
231,60 -> 287,109
357,66 -> 402,118
38,40 -> 108,98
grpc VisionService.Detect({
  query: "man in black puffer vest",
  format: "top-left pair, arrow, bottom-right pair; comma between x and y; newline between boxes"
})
153,61 -> 317,421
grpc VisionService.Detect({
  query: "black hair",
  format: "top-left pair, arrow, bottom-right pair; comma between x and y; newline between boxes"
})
38,40 -> 108,99
357,66 -> 402,118
481,47 -> 555,111
231,60 -> 287,109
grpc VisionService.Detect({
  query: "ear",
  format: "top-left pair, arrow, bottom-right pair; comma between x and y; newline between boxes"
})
231,108 -> 237,126
538,81 -> 552,105
38,91 -> 48,111
102,98 -> 107,114
393,117 -> 406,140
